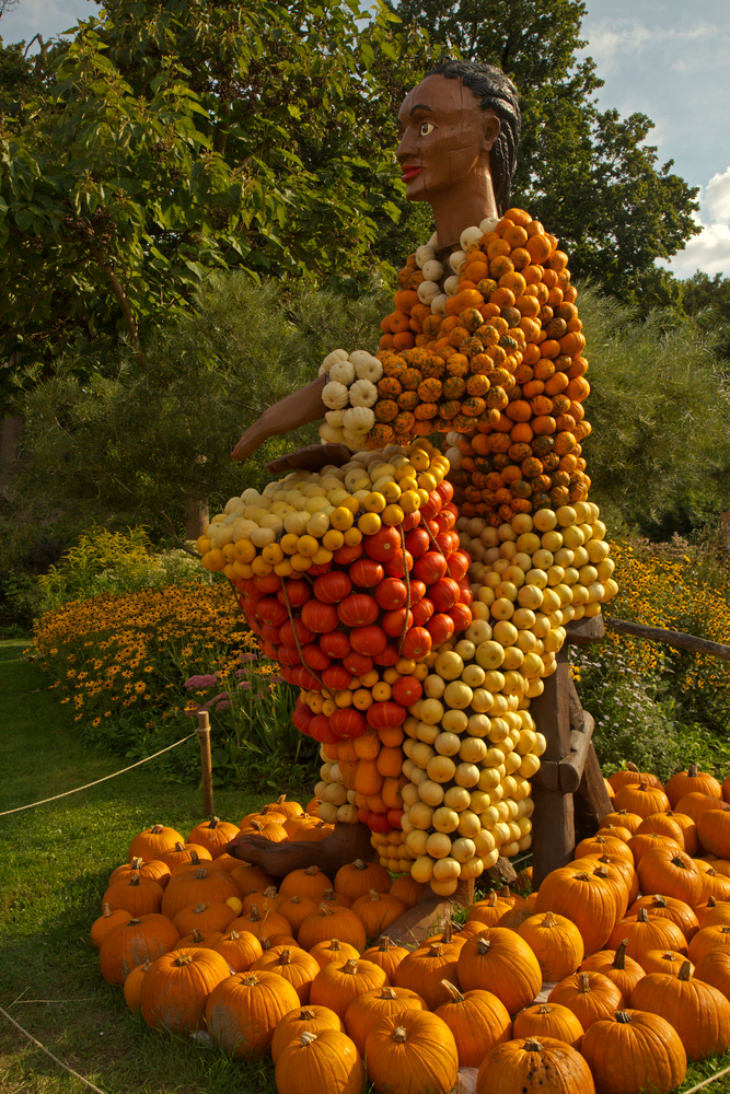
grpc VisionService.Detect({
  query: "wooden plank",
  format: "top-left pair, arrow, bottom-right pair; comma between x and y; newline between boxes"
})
606,617 -> 730,662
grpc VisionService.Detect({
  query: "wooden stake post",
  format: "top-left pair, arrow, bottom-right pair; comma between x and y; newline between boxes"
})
196,710 -> 215,819
530,616 -> 612,886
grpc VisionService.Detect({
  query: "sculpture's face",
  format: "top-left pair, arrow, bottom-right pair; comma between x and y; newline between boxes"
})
396,74 -> 499,206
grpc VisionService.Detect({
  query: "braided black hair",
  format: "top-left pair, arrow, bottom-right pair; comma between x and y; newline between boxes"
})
427,59 -> 521,216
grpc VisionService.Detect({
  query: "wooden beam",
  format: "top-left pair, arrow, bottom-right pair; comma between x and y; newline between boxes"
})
606,617 -> 730,662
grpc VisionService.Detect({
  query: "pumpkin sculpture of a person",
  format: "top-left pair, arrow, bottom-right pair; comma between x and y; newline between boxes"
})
206,60 -> 614,940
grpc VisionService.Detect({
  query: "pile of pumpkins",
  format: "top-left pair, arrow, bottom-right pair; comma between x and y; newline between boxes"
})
93,764 -> 730,1094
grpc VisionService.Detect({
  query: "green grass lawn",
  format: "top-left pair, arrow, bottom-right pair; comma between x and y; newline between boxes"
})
0,639 -> 284,1093
3,638 -> 730,1094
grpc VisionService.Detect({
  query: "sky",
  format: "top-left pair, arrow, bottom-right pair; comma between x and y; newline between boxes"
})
2,0 -> 729,281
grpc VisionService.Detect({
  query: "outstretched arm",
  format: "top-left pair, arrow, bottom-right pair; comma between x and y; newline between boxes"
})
230,375 -> 328,463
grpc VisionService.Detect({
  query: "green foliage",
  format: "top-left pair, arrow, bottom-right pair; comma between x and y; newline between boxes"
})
577,284 -> 730,537
28,577 -> 317,791
575,537 -> 730,780
10,274 -> 390,542
36,525 -> 202,612
182,655 -> 318,792
0,0 -> 423,394
388,0 -> 700,299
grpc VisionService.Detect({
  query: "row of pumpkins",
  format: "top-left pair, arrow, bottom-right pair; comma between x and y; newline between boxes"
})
93,765 -> 730,1094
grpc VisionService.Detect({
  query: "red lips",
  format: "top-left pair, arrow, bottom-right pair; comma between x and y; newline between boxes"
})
401,165 -> 421,182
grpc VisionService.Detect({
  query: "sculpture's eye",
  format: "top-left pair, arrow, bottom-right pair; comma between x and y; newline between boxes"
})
419,120 -> 435,137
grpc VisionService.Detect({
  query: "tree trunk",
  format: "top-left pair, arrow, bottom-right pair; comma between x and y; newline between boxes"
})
0,415 -> 24,501
184,493 -> 209,541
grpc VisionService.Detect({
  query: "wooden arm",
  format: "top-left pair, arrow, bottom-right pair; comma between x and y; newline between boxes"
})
230,375 -> 327,462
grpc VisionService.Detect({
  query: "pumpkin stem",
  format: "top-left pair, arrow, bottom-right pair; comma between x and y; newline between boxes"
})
299,1008 -> 316,1019
131,857 -> 144,869
524,1039 -> 544,1051
174,954 -> 193,966
354,859 -> 367,870
392,1026 -> 408,1044
688,764 -> 698,778
343,959 -> 359,974
614,940 -> 629,969
102,902 -> 113,917
150,824 -> 164,833
637,908 -> 649,923
277,950 -> 292,966
579,972 -> 591,993
380,987 -> 398,999
440,979 -> 464,1003
537,1004 -> 551,1014
616,1012 -> 632,1024
542,912 -> 559,927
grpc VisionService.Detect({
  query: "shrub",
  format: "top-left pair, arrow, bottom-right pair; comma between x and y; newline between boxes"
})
36,526 -> 204,612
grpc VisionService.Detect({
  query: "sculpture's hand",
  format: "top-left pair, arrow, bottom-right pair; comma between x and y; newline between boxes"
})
230,375 -> 327,463
266,443 -> 353,475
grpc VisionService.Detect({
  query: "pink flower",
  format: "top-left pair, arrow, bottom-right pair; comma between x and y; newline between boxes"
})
184,673 -> 219,689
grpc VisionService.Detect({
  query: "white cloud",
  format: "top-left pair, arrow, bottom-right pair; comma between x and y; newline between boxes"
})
664,166 -> 730,279
705,168 -> 730,225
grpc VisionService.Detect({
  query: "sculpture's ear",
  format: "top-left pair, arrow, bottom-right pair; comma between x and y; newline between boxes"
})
481,109 -> 501,153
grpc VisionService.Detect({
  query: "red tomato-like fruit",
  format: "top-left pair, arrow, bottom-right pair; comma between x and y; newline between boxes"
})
333,543 -> 363,566
330,708 -> 367,739
436,531 -> 460,554
292,702 -> 314,734
449,603 -> 473,632
309,714 -> 338,743
437,480 -> 454,504
429,577 -> 460,612
320,630 -> 351,659
400,626 -> 432,660
337,594 -> 379,628
300,644 -> 330,672
349,558 -> 384,587
343,651 -> 374,676
384,550 -> 413,578
301,600 -> 339,634
409,579 -> 426,604
411,597 -> 434,626
277,579 -> 311,607
447,551 -> 470,581
280,619 -> 315,647
405,527 -> 430,558
413,551 -> 448,585
381,608 -> 414,638
278,645 -> 301,667
322,665 -> 353,690
419,492 -> 442,520
367,701 -> 406,730
374,645 -> 400,667
391,676 -> 423,707
375,578 -> 408,611
253,574 -> 281,594
255,598 -> 288,626
427,613 -> 455,645
363,526 -> 400,562
350,624 -> 388,657
313,571 -> 352,604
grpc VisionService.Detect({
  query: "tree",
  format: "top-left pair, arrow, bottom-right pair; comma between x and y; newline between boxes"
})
676,272 -> 730,361
577,286 -> 730,538
9,274 -> 389,541
388,0 -> 700,299
0,1 -> 427,399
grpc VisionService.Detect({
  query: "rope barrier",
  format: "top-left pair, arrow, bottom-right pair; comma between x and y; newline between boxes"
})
684,1066 -> 730,1094
0,731 -> 197,817
0,1004 -> 109,1094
